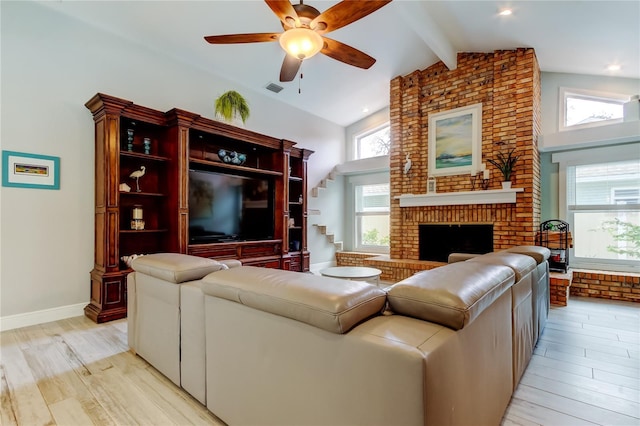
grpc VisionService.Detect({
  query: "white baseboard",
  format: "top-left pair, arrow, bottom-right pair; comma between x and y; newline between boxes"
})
0,302 -> 86,332
309,260 -> 336,275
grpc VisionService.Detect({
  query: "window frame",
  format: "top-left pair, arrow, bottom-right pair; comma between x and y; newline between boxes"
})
553,143 -> 640,273
346,173 -> 390,254
559,87 -> 629,132
354,122 -> 390,160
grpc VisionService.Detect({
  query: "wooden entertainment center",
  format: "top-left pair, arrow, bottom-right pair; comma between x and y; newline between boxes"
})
85,93 -> 313,323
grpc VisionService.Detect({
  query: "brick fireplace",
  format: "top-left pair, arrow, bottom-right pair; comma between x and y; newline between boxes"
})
390,49 -> 542,261
337,49 -> 542,283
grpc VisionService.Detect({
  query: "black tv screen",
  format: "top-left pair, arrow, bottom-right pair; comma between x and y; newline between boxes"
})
188,169 -> 274,243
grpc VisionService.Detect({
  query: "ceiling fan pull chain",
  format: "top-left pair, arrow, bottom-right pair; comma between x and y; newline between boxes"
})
298,61 -> 304,94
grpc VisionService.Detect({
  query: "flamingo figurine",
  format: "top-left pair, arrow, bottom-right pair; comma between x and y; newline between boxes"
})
129,166 -> 146,192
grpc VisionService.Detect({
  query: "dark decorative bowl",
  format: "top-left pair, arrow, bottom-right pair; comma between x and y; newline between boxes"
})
218,149 -> 246,165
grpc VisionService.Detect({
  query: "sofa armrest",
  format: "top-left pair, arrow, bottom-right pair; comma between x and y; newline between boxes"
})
219,259 -> 242,269
387,262 -> 515,330
131,253 -> 226,284
202,266 -> 387,334
504,245 -> 550,264
448,252 -> 481,263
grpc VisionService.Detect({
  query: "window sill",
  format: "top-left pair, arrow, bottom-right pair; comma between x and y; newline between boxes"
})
540,120 -> 640,152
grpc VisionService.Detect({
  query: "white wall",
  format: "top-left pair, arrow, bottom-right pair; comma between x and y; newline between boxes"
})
0,1 -> 344,328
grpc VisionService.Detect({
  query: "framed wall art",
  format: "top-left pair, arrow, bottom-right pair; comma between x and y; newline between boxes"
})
2,150 -> 60,190
428,103 -> 482,176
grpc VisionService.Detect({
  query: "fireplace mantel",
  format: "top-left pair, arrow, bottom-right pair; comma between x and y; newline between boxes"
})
395,188 -> 524,207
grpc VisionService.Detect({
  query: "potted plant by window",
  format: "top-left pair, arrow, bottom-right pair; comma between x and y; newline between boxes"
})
488,147 -> 519,189
214,90 -> 250,125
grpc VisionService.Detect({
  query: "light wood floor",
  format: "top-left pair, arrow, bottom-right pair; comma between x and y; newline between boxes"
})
1,296 -> 638,425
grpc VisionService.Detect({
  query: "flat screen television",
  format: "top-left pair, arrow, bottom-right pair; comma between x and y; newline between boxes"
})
188,168 -> 274,244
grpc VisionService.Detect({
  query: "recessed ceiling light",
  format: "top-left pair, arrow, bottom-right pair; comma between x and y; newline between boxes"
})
607,64 -> 621,71
499,9 -> 513,16
362,107 -> 370,113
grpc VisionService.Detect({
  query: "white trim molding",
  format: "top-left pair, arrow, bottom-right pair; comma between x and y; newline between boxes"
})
336,155 -> 390,175
0,303 -> 86,332
540,120 -> 640,152
395,188 -> 524,207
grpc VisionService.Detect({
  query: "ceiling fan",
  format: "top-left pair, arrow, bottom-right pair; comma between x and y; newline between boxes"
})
204,0 -> 392,82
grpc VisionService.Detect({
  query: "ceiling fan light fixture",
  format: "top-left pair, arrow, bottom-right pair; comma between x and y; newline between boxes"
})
279,28 -> 323,60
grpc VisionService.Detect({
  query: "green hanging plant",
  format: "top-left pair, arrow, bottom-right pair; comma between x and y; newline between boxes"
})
214,90 -> 250,124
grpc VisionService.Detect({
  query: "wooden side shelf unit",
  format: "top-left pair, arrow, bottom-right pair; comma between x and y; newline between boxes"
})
85,93 -> 313,323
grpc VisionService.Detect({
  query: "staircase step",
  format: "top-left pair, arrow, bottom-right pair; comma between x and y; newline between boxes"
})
312,224 -> 327,234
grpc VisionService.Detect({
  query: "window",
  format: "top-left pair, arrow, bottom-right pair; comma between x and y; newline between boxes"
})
560,87 -> 628,132
613,188 -> 640,204
354,124 -> 390,159
355,183 -> 390,252
566,158 -> 640,272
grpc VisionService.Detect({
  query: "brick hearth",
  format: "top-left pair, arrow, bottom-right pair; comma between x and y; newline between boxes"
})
335,252 -> 443,283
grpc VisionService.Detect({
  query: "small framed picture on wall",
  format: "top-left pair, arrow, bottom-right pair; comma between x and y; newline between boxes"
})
2,150 -> 60,190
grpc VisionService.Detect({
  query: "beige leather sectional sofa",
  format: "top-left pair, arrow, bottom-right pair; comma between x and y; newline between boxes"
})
127,246 -> 549,426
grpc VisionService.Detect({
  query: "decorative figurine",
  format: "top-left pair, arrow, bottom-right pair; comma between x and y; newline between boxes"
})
404,153 -> 412,175
130,205 -> 145,230
121,253 -> 144,268
127,129 -> 134,152
129,166 -> 146,192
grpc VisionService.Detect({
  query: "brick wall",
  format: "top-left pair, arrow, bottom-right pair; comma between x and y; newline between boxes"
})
335,252 -> 443,282
389,49 -> 541,260
571,270 -> 640,303
550,271 -> 572,306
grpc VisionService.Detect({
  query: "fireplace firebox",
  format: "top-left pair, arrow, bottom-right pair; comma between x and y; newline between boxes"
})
419,224 -> 493,262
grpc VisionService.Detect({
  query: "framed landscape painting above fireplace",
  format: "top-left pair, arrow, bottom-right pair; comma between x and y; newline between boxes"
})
428,103 -> 482,176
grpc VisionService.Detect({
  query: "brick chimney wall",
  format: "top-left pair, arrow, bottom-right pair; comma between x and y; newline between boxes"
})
389,49 -> 542,260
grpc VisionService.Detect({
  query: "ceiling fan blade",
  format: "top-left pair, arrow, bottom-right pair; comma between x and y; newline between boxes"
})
265,0 -> 300,28
280,54 -> 302,82
320,37 -> 376,69
311,0 -> 392,34
204,33 -> 280,44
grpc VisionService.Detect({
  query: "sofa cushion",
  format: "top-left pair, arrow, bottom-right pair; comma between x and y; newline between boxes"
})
468,252 -> 536,282
505,245 -> 550,265
131,253 -> 226,284
202,266 -> 387,334
387,262 -> 514,330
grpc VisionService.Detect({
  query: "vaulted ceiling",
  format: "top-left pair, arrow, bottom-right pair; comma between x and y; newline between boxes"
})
42,1 -> 640,127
